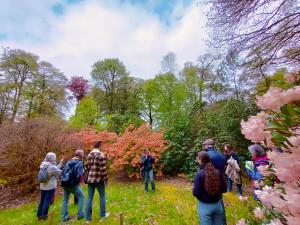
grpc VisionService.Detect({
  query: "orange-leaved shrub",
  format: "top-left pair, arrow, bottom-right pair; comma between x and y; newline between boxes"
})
107,124 -> 166,178
69,128 -> 118,158
0,118 -> 83,193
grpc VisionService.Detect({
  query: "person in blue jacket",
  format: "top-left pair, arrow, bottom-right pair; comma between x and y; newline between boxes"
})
141,148 -> 155,192
193,151 -> 227,225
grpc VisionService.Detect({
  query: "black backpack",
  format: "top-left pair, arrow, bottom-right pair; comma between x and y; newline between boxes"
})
61,161 -> 80,187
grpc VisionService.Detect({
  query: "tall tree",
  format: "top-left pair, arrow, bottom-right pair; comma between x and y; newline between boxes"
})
0,48 -> 38,121
67,76 -> 89,103
91,58 -> 128,113
161,52 -> 178,74
205,0 -> 300,70
24,61 -> 68,117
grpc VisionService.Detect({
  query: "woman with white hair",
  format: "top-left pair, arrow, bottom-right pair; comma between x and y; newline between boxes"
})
37,152 -> 64,221
246,144 -> 270,200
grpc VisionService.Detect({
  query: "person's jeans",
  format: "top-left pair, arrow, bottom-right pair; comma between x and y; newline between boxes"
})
37,189 -> 56,219
144,169 -> 155,192
227,178 -> 243,196
62,185 -> 84,221
85,182 -> 106,221
197,200 -> 226,225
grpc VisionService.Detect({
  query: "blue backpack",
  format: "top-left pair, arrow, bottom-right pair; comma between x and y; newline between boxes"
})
38,166 -> 49,183
61,161 -> 80,187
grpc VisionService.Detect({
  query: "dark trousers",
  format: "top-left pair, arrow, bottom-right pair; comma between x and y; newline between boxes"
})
37,189 -> 56,219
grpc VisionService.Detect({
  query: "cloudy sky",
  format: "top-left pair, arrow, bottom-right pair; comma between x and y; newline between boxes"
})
0,0 -> 209,79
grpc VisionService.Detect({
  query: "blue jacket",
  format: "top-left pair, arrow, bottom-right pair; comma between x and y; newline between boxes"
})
62,158 -> 84,185
193,166 -> 227,203
207,147 -> 226,173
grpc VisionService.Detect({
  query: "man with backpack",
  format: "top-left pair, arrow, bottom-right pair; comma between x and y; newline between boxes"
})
61,149 -> 85,222
85,141 -> 109,223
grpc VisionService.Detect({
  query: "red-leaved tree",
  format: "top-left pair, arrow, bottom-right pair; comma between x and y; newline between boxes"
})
67,76 -> 89,103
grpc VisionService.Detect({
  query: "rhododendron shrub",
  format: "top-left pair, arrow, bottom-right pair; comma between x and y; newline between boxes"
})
239,71 -> 300,225
70,128 -> 118,158
108,124 -> 166,178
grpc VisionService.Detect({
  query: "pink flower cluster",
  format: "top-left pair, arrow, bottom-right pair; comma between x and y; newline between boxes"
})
241,112 -> 269,143
285,72 -> 299,84
236,218 -> 247,225
254,207 -> 264,220
256,86 -> 300,111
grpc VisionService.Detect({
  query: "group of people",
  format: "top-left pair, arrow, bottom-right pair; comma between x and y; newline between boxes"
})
37,141 -> 156,223
192,139 -> 271,225
37,141 -> 109,223
37,138 -> 270,224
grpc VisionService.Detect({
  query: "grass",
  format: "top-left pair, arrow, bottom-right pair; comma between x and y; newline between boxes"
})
0,178 -> 253,225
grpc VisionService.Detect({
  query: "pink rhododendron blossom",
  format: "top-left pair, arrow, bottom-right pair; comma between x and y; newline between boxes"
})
287,135 -> 300,148
239,196 -> 248,201
285,215 -> 300,225
236,218 -> 247,225
254,207 -> 264,220
285,186 -> 300,216
257,165 -> 271,177
266,219 -> 284,225
256,87 -> 285,110
241,112 -> 268,143
285,72 -> 298,84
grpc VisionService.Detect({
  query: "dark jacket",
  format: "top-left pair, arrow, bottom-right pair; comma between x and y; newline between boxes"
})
207,147 -> 226,173
141,155 -> 154,171
225,152 -> 240,165
193,166 -> 227,203
62,158 -> 83,186
85,149 -> 108,184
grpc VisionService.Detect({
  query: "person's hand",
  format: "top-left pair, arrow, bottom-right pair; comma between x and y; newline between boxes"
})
104,180 -> 108,186
60,157 -> 65,164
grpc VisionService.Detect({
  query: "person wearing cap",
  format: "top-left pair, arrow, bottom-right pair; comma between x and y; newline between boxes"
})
85,141 -> 110,222
37,152 -> 64,221
61,149 -> 85,222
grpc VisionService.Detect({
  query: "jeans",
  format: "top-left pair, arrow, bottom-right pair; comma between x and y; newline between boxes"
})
62,185 -> 84,221
144,169 -> 155,192
227,178 -> 243,196
37,189 -> 56,219
198,200 -> 226,225
85,182 -> 106,221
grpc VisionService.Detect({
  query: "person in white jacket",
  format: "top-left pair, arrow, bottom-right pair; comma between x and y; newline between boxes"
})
37,152 -> 63,221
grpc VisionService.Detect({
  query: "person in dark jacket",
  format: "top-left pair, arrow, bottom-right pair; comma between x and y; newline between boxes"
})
203,139 -> 226,173
224,143 -> 243,196
61,149 -> 85,222
193,151 -> 227,225
141,148 -> 155,192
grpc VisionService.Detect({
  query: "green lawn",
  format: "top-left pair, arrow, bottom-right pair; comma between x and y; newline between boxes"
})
0,179 -> 251,225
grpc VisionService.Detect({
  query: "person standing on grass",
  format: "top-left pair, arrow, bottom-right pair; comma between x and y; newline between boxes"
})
141,148 -> 155,192
224,143 -> 243,196
202,138 -> 227,224
85,141 -> 109,223
61,149 -> 85,222
193,151 -> 227,225
37,152 -> 64,221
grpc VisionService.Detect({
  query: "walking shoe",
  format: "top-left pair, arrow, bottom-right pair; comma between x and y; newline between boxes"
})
99,212 -> 110,221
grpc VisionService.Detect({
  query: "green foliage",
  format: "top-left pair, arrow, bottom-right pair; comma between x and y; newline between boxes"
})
162,117 -> 191,175
105,113 -> 144,134
186,99 -> 257,174
69,96 -> 98,128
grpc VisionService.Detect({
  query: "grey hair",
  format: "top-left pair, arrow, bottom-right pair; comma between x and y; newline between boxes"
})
248,144 -> 266,157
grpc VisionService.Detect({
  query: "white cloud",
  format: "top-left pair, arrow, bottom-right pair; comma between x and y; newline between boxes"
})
0,0 -> 209,79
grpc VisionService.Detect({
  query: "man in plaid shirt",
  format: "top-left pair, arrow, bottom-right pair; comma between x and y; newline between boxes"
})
85,141 -> 109,222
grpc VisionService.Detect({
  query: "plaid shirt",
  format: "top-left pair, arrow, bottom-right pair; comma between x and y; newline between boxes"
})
85,149 -> 108,184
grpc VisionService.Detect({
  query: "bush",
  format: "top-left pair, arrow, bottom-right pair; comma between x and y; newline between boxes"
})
0,118 -> 83,193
